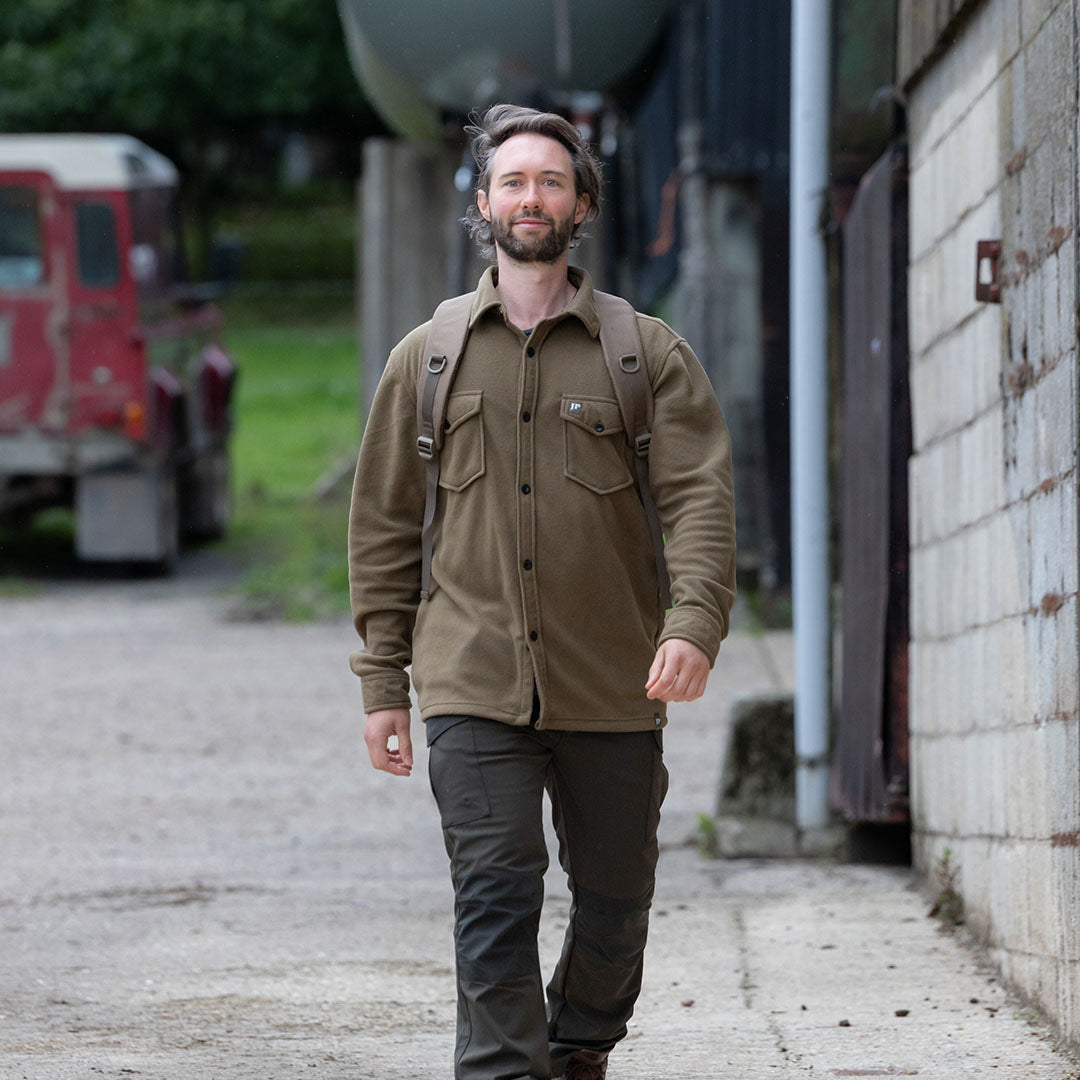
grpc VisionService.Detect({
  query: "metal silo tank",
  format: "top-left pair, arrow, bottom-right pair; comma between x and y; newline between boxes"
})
336,0 -> 677,140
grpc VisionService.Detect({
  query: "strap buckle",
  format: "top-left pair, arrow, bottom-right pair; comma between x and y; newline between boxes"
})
417,435 -> 435,460
427,353 -> 447,373
634,432 -> 651,458
619,353 -> 640,373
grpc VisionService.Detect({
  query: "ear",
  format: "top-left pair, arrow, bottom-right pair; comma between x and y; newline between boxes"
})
574,193 -> 589,225
477,188 -> 491,222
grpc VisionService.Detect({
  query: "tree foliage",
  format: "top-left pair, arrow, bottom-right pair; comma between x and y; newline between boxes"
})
0,0 -> 380,273
0,0 -> 374,142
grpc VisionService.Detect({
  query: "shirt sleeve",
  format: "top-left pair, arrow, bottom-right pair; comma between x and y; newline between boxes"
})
347,343 -> 426,713
646,335 -> 737,663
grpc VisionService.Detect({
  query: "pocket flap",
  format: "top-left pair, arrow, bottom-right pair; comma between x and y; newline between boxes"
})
560,395 -> 624,436
444,391 -> 483,435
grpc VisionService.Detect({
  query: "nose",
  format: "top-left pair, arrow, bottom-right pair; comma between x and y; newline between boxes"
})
519,182 -> 543,208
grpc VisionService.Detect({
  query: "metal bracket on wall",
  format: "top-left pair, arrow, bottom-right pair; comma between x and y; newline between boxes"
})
975,239 -> 1001,303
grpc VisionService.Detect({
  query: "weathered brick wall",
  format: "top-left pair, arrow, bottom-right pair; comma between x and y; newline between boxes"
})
906,0 -> 1080,1042
898,0 -> 982,85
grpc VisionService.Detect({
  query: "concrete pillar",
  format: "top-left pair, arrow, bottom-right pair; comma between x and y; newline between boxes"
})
359,138 -> 462,417
706,184 -> 766,565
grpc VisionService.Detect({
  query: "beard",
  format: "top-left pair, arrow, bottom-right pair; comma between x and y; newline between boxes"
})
491,210 -> 575,264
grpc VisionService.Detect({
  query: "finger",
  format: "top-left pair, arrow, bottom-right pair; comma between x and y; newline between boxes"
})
396,725 -> 414,769
650,673 -> 680,703
367,740 -> 390,771
380,749 -> 411,776
660,664 -> 684,695
669,673 -> 693,702
645,649 -> 666,692
646,647 -> 677,692
646,669 -> 673,699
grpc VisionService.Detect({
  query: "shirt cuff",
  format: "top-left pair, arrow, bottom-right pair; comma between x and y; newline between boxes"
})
658,607 -> 724,665
357,671 -> 412,714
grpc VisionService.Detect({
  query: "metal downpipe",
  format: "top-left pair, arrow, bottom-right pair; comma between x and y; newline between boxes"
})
789,0 -> 832,832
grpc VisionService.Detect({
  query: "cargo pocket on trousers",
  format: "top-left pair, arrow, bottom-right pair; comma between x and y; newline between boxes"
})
561,395 -> 634,494
428,718 -> 492,828
438,391 -> 485,491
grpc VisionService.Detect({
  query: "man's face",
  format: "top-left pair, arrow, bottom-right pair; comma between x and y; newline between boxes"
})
477,133 -> 589,264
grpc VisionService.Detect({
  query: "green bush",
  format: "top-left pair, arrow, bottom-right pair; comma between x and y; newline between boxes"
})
215,189 -> 355,283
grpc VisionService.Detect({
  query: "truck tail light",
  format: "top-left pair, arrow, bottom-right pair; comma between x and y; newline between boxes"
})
199,344 -> 236,433
124,400 -> 146,440
150,367 -> 183,451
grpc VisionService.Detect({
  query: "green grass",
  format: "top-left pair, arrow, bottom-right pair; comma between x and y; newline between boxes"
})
225,498 -> 352,621
197,190 -> 362,621
225,320 -> 359,499
216,293 -> 361,620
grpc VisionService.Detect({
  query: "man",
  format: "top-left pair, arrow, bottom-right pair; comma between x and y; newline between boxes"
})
349,104 -> 735,1080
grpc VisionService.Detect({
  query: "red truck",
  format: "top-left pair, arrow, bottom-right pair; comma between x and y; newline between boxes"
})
0,134 -> 235,569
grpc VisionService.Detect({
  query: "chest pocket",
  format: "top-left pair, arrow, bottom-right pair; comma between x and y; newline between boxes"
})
439,391 -> 485,491
561,395 -> 634,495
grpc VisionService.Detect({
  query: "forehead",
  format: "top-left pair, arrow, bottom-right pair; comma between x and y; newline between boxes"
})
490,132 -> 574,178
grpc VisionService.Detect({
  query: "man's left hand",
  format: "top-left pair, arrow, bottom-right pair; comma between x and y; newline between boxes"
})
645,638 -> 711,703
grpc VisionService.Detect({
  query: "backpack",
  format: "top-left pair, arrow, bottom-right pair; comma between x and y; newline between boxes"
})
415,289 -> 671,608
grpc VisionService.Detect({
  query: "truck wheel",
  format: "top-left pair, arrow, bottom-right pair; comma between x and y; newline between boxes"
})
182,447 -> 231,541
153,464 -> 181,574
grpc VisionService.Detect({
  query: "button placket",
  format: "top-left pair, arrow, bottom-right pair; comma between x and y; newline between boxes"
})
518,335 -> 543,690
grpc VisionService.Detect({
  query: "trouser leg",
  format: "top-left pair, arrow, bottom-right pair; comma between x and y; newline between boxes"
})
545,729 -> 668,1077
428,718 -> 552,1080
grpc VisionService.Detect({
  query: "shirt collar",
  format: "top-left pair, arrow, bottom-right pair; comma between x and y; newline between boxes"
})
469,264 -> 601,338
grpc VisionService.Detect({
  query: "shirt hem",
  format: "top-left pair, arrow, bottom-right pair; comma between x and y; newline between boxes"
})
419,702 -> 666,732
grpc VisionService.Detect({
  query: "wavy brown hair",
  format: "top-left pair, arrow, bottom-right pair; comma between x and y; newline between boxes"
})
462,103 -> 603,252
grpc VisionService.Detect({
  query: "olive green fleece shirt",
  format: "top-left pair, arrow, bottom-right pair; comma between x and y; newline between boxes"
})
348,266 -> 735,731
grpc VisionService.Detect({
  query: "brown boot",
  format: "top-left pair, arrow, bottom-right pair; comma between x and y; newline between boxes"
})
562,1048 -> 609,1079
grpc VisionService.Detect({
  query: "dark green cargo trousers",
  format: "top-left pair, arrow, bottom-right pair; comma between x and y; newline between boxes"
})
427,716 -> 668,1080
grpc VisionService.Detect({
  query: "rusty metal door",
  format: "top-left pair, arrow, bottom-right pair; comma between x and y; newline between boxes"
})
833,144 -> 911,823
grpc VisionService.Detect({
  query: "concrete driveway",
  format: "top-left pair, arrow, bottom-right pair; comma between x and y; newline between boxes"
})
1,571 -> 1076,1079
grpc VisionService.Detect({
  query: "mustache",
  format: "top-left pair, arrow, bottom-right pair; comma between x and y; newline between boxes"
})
510,211 -> 556,225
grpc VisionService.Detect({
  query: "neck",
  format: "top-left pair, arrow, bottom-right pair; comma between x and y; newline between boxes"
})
493,250 -> 576,330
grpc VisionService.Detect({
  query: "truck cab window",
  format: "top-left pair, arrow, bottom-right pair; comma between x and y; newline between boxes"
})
76,201 -> 119,288
0,187 -> 45,288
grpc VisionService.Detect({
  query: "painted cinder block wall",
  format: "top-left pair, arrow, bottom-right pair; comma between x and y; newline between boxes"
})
903,0 -> 1080,1041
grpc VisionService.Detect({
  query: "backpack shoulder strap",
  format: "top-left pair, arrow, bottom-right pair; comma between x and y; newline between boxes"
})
416,292 -> 475,457
416,292 -> 474,600
593,290 -> 672,609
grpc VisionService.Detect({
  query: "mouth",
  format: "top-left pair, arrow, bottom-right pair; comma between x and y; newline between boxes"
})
512,216 -> 552,230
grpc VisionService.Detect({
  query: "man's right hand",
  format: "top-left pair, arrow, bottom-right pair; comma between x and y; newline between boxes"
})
364,708 -> 413,776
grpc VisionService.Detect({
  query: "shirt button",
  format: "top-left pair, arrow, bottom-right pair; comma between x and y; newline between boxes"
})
523,560 -> 532,570
522,411 -> 531,422
529,631 -> 538,642
527,346 -> 535,357
594,422 -> 605,432
521,484 -> 531,494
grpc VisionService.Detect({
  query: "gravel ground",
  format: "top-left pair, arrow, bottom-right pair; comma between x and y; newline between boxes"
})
1,564 -> 1077,1079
